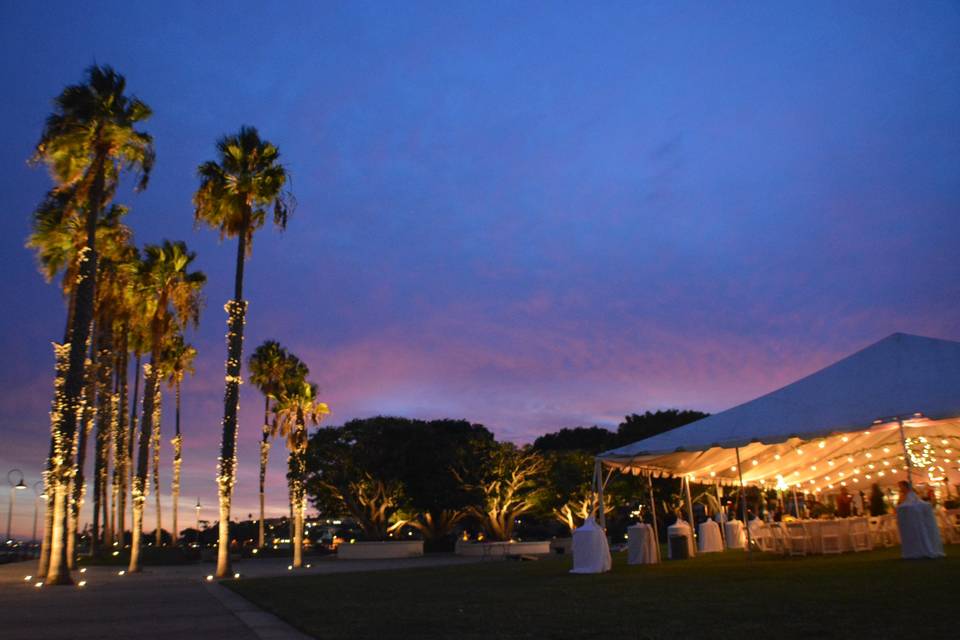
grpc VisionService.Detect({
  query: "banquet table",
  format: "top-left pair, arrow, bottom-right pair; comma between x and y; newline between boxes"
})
570,517 -> 612,573
627,523 -> 659,564
724,520 -> 746,549
698,520 -> 723,553
667,521 -> 695,559
897,495 -> 945,559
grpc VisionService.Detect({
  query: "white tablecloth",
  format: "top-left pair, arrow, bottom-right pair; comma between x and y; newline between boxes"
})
724,520 -> 746,549
667,521 -> 695,559
570,517 -> 612,573
627,523 -> 659,564
897,496 -> 945,559
698,520 -> 723,553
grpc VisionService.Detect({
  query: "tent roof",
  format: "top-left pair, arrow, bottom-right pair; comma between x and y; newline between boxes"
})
601,333 -> 960,458
598,333 -> 960,491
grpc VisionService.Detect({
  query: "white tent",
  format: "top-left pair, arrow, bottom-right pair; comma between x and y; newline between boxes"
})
597,333 -> 960,494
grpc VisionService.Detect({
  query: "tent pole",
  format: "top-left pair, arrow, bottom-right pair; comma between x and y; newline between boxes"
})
715,480 -> 725,546
792,487 -> 801,518
595,460 -> 606,529
647,473 -> 661,562
897,418 -> 915,486
684,476 -> 697,557
735,447 -> 753,559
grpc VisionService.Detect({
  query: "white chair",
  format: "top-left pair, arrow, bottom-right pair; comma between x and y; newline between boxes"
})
849,518 -> 872,552
748,521 -> 771,552
868,517 -> 887,548
936,509 -> 960,544
785,522 -> 808,556
820,521 -> 842,555
769,523 -> 787,555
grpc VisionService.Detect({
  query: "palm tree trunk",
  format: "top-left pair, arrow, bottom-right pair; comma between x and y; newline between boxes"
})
258,396 -> 269,548
47,149 -> 106,585
38,290 -> 77,576
171,380 -> 182,546
128,352 -> 140,534
129,357 -> 158,572
289,427 -> 306,568
113,338 -> 129,545
216,219 -> 248,578
92,319 -> 113,554
67,332 -> 98,570
152,382 -> 162,546
293,497 -> 304,568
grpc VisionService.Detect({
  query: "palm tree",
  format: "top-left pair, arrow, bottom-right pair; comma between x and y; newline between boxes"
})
108,243 -> 142,549
161,333 -> 197,546
88,223 -> 136,556
128,241 -> 205,572
248,341 -> 288,548
26,193 -> 130,572
272,380 -> 328,567
193,126 -> 291,577
30,65 -> 154,585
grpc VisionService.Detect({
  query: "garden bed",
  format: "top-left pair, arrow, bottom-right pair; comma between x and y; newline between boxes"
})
454,540 -> 551,557
337,540 -> 424,560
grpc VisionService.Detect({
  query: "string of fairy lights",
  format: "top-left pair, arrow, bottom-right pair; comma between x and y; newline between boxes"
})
657,426 -> 960,497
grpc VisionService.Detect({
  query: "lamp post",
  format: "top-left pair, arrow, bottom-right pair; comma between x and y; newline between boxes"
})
32,481 -> 44,546
195,498 -> 201,547
6,469 -> 27,543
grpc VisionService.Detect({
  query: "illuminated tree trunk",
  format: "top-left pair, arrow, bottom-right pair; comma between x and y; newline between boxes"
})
92,319 -> 113,553
216,221 -> 248,578
258,396 -> 270,548
289,416 -> 307,568
170,380 -> 182,546
152,382 -> 162,546
39,341 -> 69,576
46,148 -> 106,586
38,286 -> 78,576
127,353 -> 140,532
129,360 -> 158,573
67,338 -> 97,570
113,339 -> 129,545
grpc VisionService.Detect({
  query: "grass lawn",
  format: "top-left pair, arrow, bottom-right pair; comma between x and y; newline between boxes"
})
225,546 -> 959,640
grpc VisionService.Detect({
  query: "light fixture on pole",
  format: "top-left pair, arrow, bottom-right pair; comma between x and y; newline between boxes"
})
195,498 -> 201,547
6,469 -> 27,543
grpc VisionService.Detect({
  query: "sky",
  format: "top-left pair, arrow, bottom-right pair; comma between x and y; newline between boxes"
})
1,1 -> 958,538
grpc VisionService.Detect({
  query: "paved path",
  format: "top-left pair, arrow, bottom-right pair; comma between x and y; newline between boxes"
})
0,554 -> 483,640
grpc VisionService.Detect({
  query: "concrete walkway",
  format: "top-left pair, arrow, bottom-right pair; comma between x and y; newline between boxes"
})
0,554 -> 483,640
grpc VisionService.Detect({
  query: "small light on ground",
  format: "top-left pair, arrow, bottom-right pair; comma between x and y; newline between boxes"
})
112,551 -> 119,556
118,570 -> 125,576
34,581 -> 43,588
80,568 -> 87,573
305,564 -> 312,568
24,575 -> 32,581
233,572 -> 240,579
252,548 -> 258,554
205,575 -> 214,581
287,565 -> 293,570
78,580 -> 87,587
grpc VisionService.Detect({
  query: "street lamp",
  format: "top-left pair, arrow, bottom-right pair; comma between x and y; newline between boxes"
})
32,481 -> 44,547
195,498 -> 201,547
6,469 -> 27,543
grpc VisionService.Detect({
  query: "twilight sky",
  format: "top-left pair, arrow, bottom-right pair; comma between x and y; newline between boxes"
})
1,2 -> 959,537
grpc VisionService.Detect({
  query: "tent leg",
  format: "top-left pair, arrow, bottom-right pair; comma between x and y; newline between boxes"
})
647,473 -> 661,562
594,460 -> 606,529
792,487 -> 801,518
735,447 -> 753,559
715,481 -> 725,546
684,476 -> 697,556
897,418 -> 915,487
